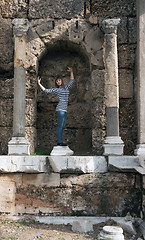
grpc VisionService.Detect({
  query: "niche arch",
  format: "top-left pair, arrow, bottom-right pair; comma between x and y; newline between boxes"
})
36,40 -> 92,154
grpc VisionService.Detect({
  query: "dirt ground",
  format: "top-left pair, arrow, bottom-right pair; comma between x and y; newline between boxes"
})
0,217 -> 139,240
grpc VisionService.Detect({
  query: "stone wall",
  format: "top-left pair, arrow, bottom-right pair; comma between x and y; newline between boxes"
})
0,0 -> 137,155
0,171 -> 141,217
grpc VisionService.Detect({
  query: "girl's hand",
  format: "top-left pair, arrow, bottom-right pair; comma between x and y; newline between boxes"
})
67,67 -> 73,72
37,76 -> 41,84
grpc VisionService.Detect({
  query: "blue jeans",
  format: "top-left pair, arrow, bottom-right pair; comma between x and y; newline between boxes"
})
56,111 -> 67,144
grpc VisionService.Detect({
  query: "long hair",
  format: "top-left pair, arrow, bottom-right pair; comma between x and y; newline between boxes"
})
55,76 -> 65,88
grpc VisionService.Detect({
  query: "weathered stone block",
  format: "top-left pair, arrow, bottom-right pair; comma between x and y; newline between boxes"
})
0,19 -> 14,73
128,17 -> 137,44
72,220 -> 93,233
0,100 -> 13,127
91,69 -> 105,99
118,17 -> 128,44
0,78 -> 14,99
0,127 -> 12,155
85,27 -> 104,54
119,99 -> 137,155
25,99 -> 37,127
0,181 -> 16,214
116,219 -> 136,235
118,44 -> 136,69
108,156 -> 139,172
91,0 -> 136,18
26,72 -> 37,99
119,69 -> 133,98
0,173 -> 23,187
67,103 -> 92,128
25,127 -> 37,154
29,0 -> 84,19
49,156 -> 107,173
22,173 -> 60,187
0,0 -> 27,18
0,156 -> 47,173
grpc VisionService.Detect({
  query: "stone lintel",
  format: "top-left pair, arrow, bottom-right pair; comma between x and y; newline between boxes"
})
12,18 -> 29,35
102,18 -> 120,34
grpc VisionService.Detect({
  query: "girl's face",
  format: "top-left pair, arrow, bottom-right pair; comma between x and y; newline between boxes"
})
56,78 -> 62,87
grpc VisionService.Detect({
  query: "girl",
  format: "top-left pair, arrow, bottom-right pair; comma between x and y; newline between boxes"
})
37,67 -> 74,146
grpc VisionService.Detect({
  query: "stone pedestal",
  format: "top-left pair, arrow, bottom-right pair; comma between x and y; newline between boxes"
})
50,146 -> 74,156
8,19 -> 30,155
135,0 -> 145,156
102,19 -> 124,155
8,137 -> 30,155
103,136 -> 124,156
99,226 -> 124,240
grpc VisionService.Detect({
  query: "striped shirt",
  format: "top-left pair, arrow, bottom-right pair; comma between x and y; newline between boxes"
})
44,79 -> 74,112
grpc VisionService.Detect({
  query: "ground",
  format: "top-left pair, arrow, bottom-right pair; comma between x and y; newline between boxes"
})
0,217 -> 139,240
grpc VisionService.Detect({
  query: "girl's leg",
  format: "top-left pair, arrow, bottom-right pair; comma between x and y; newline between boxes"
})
56,111 -> 67,144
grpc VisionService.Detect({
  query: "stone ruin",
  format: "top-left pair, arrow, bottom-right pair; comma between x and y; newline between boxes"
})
1,0 -> 145,238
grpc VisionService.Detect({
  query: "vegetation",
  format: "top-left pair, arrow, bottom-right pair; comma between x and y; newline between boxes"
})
30,149 -> 51,155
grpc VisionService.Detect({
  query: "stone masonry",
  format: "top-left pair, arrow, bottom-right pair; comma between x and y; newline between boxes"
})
0,155 -> 142,217
0,0 -> 137,155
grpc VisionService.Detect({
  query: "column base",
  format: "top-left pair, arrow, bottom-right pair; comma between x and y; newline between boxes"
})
50,146 -> 74,156
103,136 -> 124,156
134,144 -> 145,156
8,137 -> 30,155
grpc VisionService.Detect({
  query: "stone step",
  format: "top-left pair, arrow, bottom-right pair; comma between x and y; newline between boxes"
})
0,155 -> 140,173
108,156 -> 140,172
49,156 -> 107,173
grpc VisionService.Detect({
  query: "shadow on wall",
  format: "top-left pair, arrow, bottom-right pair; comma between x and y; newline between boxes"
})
37,41 -> 92,155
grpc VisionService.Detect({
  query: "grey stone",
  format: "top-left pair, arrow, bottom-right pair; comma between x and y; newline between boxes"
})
13,67 -> 26,137
72,220 -> 93,233
0,19 -> 13,73
138,221 -> 145,240
128,18 -> 137,44
22,173 -> 60,187
106,107 -> 119,136
0,0 -> 27,18
116,219 -> 136,235
118,44 -> 136,69
119,69 -> 133,99
108,156 -> 139,172
118,17 -> 128,44
49,156 -> 107,173
29,0 -> 84,19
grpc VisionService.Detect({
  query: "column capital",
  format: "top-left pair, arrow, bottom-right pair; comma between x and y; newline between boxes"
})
12,18 -> 29,35
102,18 -> 120,34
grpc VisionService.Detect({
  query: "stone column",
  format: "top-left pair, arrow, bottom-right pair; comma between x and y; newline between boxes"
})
134,0 -> 145,156
102,19 -> 124,155
8,19 -> 30,155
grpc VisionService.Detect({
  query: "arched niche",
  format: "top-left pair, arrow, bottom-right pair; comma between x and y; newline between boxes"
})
36,41 -> 92,155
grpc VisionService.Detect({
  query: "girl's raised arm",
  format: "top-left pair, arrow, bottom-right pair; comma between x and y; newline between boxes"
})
37,76 -> 45,91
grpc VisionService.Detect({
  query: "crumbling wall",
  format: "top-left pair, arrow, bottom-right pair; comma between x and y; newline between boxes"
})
0,171 -> 141,217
